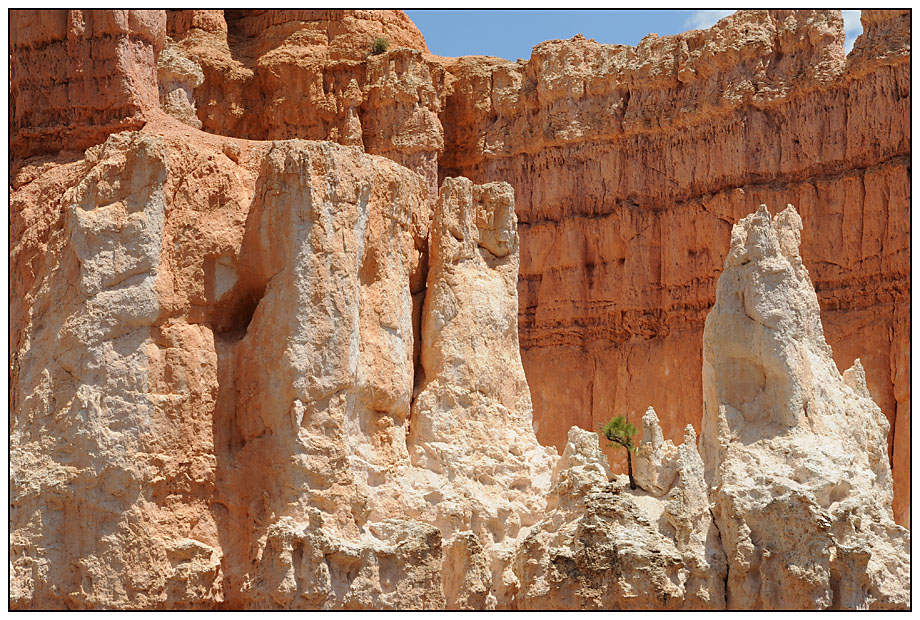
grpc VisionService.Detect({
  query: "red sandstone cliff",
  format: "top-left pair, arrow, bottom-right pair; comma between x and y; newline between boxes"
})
8,12 -> 911,608
435,10 -> 911,528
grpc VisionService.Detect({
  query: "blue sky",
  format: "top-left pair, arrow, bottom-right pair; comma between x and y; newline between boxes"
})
405,10 -> 864,61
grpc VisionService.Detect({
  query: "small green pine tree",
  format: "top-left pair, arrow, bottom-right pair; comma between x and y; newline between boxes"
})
602,415 -> 638,490
372,36 -> 389,55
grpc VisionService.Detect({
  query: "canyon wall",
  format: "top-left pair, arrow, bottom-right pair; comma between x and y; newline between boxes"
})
9,9 -> 910,609
9,116 -> 731,608
435,9 -> 911,528
155,9 -> 910,526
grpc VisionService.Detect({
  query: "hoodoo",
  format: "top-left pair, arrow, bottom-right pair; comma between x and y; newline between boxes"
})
9,9 -> 909,610
700,205 -> 908,609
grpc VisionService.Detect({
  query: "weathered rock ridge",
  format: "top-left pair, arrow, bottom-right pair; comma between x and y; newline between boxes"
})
9,9 -> 910,610
149,9 -> 910,525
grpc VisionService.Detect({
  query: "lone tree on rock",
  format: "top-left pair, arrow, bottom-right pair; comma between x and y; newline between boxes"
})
602,416 -> 638,490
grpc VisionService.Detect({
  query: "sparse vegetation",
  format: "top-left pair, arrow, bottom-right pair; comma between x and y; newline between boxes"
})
602,416 -> 638,490
372,36 -> 389,55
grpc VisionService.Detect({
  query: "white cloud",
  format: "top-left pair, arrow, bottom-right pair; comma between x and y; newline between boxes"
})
684,10 -> 736,31
842,10 -> 863,53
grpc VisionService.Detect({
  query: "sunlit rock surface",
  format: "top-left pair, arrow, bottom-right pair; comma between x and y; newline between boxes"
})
700,205 -> 909,609
9,8 -> 910,610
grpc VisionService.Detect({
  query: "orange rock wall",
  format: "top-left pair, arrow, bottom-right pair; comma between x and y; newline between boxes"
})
165,10 -> 444,201
10,10 -> 165,157
435,9 -> 910,526
10,9 -> 909,531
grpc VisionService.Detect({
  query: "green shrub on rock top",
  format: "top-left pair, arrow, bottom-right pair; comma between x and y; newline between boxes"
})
372,36 -> 389,55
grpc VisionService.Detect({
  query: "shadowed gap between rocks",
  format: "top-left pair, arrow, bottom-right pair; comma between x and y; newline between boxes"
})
209,152 -> 278,607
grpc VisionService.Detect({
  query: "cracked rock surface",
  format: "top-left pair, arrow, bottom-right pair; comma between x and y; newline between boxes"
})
9,9 -> 910,610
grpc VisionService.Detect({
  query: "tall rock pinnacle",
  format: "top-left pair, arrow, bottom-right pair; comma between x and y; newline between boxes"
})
701,204 -> 909,609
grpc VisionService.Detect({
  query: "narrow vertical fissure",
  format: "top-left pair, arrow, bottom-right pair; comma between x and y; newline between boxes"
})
710,507 -> 730,610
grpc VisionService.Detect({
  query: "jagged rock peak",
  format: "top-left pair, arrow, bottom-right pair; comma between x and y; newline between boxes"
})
701,203 -> 909,609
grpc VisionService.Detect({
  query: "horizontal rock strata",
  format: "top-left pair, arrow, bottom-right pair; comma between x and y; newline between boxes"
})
435,10 -> 910,525
10,10 -> 166,157
9,8 -> 911,610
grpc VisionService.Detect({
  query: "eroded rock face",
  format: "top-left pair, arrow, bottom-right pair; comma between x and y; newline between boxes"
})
10,132 -> 223,609
48,8 -> 906,522
7,123 -> 548,608
10,10 -> 166,156
9,131 -> 910,609
700,205 -> 909,609
214,140 -> 434,608
158,40 -> 205,128
410,178 -> 555,530
406,178 -> 558,608
9,8 -> 910,611
434,10 -> 910,523
164,9 -> 443,199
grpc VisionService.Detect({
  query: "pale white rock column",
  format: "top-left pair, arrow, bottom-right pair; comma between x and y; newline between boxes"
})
634,407 -> 727,608
11,133 -> 221,608
225,141 -> 439,608
408,178 -> 557,540
401,177 -> 557,606
634,406 -> 680,496
700,204 -> 909,609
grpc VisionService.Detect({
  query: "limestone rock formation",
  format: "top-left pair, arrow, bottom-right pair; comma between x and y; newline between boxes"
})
409,178 -> 556,522
8,118 -> 554,607
433,10 -> 910,523
165,10 -> 445,208
11,9 -> 908,518
8,8 -> 911,611
410,177 -> 555,526
10,131 -> 222,609
18,9 -> 907,517
634,407 -> 680,497
700,205 -> 909,609
214,140 -> 435,608
164,10 -> 441,175
401,178 -> 558,609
